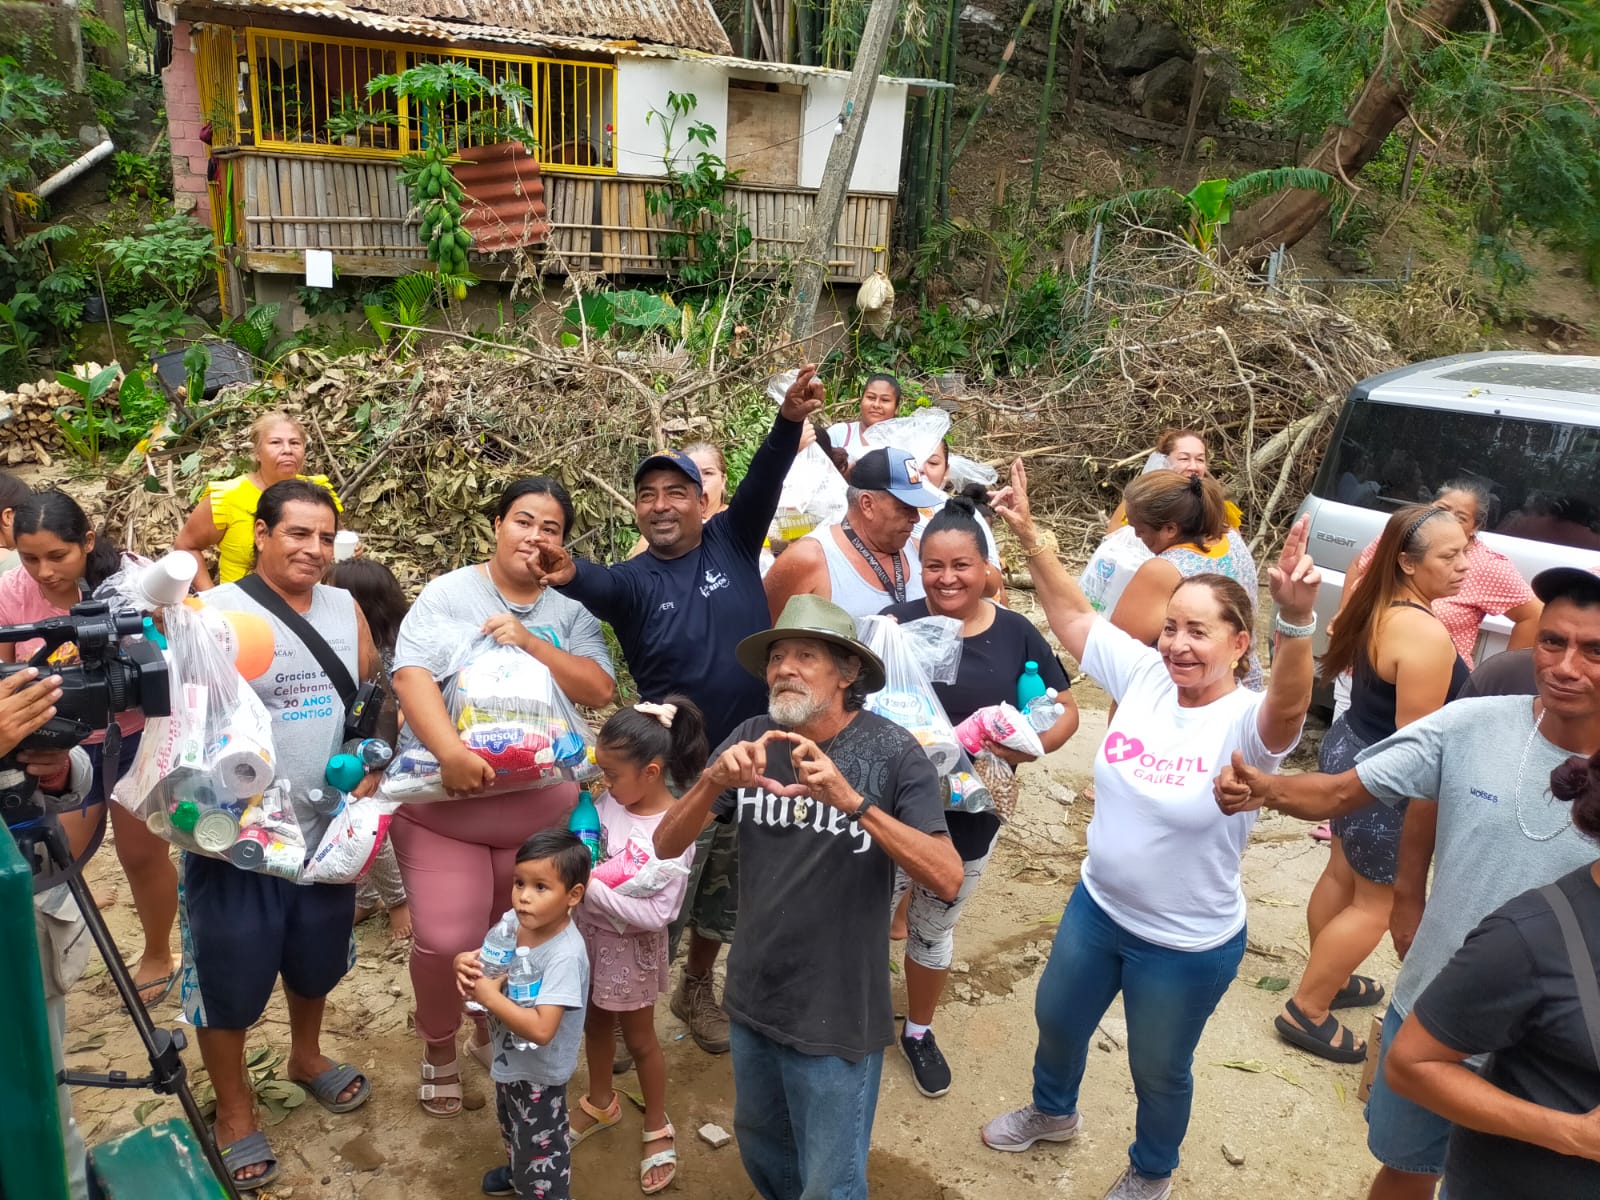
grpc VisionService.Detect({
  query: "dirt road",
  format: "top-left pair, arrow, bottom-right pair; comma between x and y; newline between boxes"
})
61,698 -> 1387,1200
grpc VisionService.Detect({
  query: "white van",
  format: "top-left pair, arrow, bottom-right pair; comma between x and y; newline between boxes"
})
1293,351 -> 1600,683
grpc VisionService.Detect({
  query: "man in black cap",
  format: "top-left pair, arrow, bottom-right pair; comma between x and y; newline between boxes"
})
535,366 -> 824,1054
1215,565 -> 1600,1200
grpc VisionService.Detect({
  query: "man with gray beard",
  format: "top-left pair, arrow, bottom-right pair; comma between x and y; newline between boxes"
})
656,594 -> 961,1200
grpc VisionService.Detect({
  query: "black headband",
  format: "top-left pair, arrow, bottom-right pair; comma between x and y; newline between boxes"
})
1401,507 -> 1445,545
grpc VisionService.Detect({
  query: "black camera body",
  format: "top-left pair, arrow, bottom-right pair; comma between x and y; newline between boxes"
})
0,599 -> 171,836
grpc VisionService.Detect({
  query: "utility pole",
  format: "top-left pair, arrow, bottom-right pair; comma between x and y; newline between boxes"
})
785,0 -> 899,347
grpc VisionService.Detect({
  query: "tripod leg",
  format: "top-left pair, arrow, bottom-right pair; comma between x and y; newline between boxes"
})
59,868 -> 242,1200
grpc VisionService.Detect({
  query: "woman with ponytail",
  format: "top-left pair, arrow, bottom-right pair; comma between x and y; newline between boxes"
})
0,491 -> 178,1005
567,695 -> 707,1193
1112,470 -> 1265,689
1384,750 -> 1600,1199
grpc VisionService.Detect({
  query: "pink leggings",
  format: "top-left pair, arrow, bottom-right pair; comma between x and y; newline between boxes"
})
390,786 -> 576,1047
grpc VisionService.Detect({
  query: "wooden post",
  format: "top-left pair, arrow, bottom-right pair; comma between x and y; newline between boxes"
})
785,0 -> 899,347
1065,23 -> 1084,117
980,166 -> 1008,302
1030,0 -> 1068,211
1179,51 -> 1210,164
1400,126 -> 1421,199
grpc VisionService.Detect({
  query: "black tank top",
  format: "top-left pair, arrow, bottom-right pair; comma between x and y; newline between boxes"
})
1347,602 -> 1471,744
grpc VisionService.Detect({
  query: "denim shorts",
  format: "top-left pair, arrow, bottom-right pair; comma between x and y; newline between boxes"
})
1366,1005 -> 1450,1176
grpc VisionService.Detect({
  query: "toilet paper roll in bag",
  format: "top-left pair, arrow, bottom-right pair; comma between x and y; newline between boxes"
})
213,733 -> 275,799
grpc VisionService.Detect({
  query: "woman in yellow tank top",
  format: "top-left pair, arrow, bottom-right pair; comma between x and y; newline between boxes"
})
175,411 -> 342,588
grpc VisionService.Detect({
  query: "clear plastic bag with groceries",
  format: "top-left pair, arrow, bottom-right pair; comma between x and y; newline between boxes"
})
855,615 -> 962,774
113,594 -> 311,876
381,619 -> 600,804
1078,525 -> 1152,615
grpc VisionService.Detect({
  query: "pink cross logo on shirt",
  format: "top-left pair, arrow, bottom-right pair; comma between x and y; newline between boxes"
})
1104,732 -> 1144,764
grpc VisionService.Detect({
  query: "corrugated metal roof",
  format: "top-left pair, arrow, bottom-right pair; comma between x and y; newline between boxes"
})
188,0 -> 948,87
195,0 -> 731,53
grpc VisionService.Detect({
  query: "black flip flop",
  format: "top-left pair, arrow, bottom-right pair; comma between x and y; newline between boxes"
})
1330,975 -> 1386,1011
1274,999 -> 1367,1064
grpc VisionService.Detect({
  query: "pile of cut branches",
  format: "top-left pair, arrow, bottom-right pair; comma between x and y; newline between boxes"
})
104,327 -> 787,591
957,232 -> 1403,560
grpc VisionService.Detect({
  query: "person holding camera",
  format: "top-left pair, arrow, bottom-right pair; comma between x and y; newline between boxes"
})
3,660 -> 98,1200
0,491 -> 178,1009
185,479 -> 383,1190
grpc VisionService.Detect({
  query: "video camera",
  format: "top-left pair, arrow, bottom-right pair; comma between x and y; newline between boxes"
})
0,599 -> 170,875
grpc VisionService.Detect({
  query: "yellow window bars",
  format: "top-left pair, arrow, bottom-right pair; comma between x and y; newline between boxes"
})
242,29 -> 615,174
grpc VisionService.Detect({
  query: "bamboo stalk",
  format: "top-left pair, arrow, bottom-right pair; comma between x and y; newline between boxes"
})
1030,0 -> 1068,211
950,0 -> 1040,167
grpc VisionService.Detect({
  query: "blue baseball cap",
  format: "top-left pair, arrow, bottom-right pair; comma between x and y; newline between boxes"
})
634,449 -> 703,490
851,447 -> 946,508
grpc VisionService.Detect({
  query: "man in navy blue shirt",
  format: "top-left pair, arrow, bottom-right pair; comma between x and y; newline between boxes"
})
535,366 -> 824,1053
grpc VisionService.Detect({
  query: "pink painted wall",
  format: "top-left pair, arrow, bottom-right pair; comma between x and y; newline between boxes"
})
162,20 -> 212,228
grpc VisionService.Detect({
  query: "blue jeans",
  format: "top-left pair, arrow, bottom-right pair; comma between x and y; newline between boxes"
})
1367,1004 -> 1452,1176
1032,886 -> 1245,1179
729,1020 -> 883,1200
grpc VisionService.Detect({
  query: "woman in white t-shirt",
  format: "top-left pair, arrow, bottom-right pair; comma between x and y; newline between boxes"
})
979,460 -> 1320,1200
824,373 -> 902,464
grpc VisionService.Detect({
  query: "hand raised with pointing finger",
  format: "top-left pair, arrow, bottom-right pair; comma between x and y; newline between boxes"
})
530,542 -> 576,588
780,364 -> 826,424
1268,513 -> 1320,621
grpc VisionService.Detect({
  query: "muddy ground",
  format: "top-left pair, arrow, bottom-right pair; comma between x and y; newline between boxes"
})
61,679 -> 1387,1200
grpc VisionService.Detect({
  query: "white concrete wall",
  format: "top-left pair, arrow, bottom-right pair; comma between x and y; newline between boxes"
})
613,58 -> 729,177
615,57 -> 910,194
797,77 -> 908,194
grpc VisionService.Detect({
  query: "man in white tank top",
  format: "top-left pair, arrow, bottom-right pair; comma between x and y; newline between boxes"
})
764,447 -> 943,621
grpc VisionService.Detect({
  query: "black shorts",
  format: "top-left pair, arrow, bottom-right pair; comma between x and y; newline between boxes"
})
179,853 -> 356,1029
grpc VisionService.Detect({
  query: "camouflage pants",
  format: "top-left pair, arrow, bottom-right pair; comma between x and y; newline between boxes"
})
668,820 -> 739,958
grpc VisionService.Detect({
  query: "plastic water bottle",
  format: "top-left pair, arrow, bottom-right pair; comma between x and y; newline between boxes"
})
465,910 -> 520,1014
1016,661 -> 1048,710
504,946 -> 543,1052
568,789 -> 602,866
1025,688 -> 1064,731
325,737 -> 394,792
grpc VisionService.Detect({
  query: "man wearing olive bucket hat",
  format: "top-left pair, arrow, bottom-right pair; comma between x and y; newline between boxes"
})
656,594 -> 962,1200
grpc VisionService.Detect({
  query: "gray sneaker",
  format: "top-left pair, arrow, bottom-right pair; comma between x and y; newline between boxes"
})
1101,1166 -> 1173,1200
980,1104 -> 1082,1152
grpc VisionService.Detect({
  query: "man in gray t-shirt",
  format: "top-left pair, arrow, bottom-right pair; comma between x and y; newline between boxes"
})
1216,566 -> 1600,1200
183,480 -> 382,1191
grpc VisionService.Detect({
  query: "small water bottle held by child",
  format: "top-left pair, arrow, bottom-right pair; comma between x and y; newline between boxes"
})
504,947 -> 541,1051
465,910 -> 519,1014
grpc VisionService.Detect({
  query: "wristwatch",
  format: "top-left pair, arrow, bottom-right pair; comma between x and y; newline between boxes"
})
850,793 -> 878,823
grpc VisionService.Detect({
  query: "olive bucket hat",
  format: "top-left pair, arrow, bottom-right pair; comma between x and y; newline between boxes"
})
735,594 -> 887,693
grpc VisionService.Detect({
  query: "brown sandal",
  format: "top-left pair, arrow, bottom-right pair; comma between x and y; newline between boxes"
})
418,1057 -> 463,1117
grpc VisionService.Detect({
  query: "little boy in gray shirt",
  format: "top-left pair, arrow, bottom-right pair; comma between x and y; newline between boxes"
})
456,830 -> 591,1199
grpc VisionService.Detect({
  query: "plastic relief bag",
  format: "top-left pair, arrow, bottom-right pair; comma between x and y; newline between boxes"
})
1078,525 -> 1152,615
855,615 -> 961,773
116,600 -> 309,879
301,792 -> 396,884
382,619 -> 599,804
860,407 -> 951,468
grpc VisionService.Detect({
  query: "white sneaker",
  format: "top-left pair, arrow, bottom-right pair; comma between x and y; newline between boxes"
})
980,1104 -> 1082,1152
1101,1165 -> 1173,1200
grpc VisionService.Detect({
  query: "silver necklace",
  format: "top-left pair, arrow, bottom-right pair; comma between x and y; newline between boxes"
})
790,728 -> 844,824
1514,708 -> 1571,843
